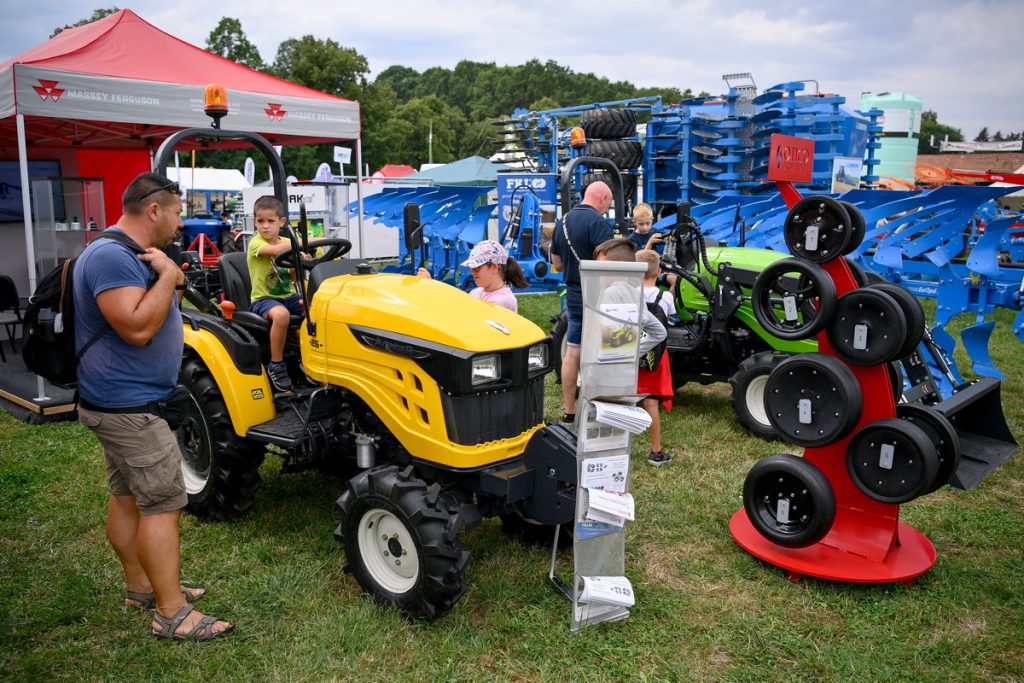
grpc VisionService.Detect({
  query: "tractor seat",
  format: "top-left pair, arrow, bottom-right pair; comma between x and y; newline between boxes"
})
217,252 -> 302,333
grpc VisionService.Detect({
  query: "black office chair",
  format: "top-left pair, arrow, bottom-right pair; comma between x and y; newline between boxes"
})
0,274 -> 23,362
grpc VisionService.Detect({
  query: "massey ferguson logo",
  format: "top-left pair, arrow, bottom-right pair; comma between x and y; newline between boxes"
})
33,79 -> 64,102
265,103 -> 287,121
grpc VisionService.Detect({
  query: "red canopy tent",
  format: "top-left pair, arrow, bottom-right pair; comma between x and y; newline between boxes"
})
0,9 -> 364,292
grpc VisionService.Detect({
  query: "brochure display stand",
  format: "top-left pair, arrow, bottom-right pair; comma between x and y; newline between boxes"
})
549,260 -> 649,632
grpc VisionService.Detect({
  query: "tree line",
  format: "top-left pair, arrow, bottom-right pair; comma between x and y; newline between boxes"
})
55,12 -> 1011,182
52,11 -> 688,181
205,17 -> 692,181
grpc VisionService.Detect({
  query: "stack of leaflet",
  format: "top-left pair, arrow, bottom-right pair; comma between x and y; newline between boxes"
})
583,488 -> 635,528
591,401 -> 652,433
578,576 -> 636,608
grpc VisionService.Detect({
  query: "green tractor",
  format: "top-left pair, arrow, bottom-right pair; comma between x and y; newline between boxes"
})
156,126 -> 578,621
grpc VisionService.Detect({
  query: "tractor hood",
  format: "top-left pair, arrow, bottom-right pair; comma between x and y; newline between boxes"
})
704,245 -> 789,272
310,273 -> 546,352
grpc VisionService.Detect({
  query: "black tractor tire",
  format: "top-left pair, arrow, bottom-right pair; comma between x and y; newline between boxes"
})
500,508 -> 573,550
579,108 -> 637,139
550,311 -> 568,384
335,465 -> 469,621
177,356 -> 266,521
583,171 -> 637,202
729,351 -> 786,440
586,140 -> 644,169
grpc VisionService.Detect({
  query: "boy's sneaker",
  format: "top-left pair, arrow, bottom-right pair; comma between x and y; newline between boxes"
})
648,450 -> 673,467
267,362 -> 293,393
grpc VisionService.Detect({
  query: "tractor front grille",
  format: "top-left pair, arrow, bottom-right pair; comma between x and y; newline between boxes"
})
440,377 -> 545,446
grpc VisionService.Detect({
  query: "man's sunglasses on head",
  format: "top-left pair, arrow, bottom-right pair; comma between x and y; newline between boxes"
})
138,181 -> 182,202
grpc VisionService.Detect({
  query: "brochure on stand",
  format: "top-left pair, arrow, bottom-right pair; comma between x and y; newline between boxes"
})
580,419 -> 629,453
578,575 -> 635,608
576,520 -> 622,541
583,488 -> 635,528
591,401 -> 652,434
596,303 -> 639,362
579,454 -> 630,493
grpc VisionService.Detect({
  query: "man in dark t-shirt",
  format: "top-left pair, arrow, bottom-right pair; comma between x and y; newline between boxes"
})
549,181 -> 613,424
74,172 -> 233,641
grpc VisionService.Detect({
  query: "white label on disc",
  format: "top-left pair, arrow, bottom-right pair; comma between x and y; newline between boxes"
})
783,295 -> 798,321
854,324 -> 868,350
776,497 -> 791,523
805,224 -> 820,252
879,443 -> 895,470
798,398 -> 813,424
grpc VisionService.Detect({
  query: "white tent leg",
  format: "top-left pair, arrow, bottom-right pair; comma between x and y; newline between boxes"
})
355,138 -> 365,258
16,114 -> 50,402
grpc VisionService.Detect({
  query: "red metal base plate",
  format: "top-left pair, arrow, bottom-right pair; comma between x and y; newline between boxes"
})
730,509 -> 936,583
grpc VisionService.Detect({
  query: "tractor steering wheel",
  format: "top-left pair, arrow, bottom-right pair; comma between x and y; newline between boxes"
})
274,238 -> 352,270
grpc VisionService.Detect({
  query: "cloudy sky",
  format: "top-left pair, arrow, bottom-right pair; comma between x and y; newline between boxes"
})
3,0 -> 1021,139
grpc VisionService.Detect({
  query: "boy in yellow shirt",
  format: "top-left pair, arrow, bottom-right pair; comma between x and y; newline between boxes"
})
246,195 -> 301,393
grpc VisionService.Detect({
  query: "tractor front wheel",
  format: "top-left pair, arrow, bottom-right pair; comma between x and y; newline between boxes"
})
335,466 -> 469,620
177,356 -> 265,520
729,351 -> 786,440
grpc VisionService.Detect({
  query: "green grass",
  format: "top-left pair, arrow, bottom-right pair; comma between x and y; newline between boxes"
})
2,294 -> 1023,681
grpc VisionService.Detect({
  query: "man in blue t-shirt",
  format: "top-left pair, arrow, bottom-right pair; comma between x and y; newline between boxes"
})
549,180 -> 613,424
74,172 -> 233,641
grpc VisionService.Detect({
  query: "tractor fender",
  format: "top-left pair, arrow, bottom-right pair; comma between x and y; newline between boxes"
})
183,326 -> 276,436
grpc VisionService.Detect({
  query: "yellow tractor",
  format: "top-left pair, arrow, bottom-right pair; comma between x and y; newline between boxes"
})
156,128 -> 576,620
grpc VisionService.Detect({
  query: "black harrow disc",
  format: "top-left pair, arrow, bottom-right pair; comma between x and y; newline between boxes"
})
888,360 -> 905,402
765,353 -> 863,447
896,403 -> 961,494
751,258 -> 837,341
784,195 -> 852,262
867,282 -> 926,360
844,257 -> 870,288
743,454 -> 836,548
839,201 -> 866,255
827,288 -> 908,366
847,418 -> 939,504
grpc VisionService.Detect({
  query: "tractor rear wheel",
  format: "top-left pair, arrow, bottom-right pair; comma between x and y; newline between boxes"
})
177,356 -> 266,520
729,351 -> 786,440
580,108 -> 637,139
583,171 -> 637,202
335,466 -> 469,620
585,140 -> 643,169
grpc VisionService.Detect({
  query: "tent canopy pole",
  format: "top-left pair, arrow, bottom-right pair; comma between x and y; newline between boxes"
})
16,114 -> 37,291
355,138 -> 365,258
17,113 -> 51,402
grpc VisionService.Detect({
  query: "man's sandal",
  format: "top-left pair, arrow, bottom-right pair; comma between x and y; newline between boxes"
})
125,587 -> 204,610
151,604 -> 234,642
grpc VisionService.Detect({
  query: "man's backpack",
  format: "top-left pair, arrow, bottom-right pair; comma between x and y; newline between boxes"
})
22,231 -> 146,387
639,290 -> 669,371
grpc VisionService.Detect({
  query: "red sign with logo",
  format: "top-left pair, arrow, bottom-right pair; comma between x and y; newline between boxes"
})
768,134 -> 814,183
264,103 -> 287,121
33,79 -> 64,102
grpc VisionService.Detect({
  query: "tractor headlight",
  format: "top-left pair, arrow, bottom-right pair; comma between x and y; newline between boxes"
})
527,342 -> 548,371
471,354 -> 501,385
